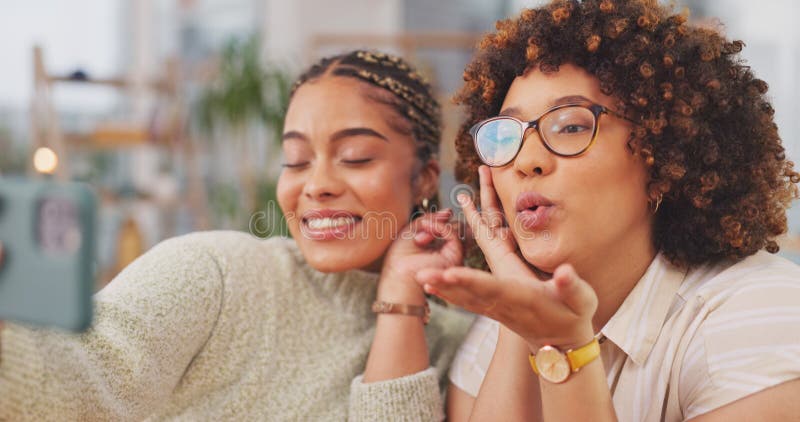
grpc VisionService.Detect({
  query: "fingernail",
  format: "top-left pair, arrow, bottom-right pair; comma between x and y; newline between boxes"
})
457,194 -> 469,205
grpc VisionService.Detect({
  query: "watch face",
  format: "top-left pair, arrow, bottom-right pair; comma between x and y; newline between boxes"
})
536,346 -> 571,383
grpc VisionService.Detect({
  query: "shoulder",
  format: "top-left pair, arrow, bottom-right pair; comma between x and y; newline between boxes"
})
153,231 -> 303,274
93,233 -> 296,325
678,252 -> 800,418
709,250 -> 799,282
688,251 -> 800,360
694,251 -> 800,310
159,230 -> 297,259
101,232 -> 303,299
694,250 -> 800,355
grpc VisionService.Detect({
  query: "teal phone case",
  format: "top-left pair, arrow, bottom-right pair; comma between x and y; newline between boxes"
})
0,178 -> 96,332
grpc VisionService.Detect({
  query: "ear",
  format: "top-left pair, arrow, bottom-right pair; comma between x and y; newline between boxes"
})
414,159 -> 441,202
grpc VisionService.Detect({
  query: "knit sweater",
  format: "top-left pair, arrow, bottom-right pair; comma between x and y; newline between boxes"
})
0,231 -> 473,421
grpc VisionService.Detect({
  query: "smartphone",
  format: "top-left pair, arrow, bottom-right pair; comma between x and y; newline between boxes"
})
0,178 -> 96,332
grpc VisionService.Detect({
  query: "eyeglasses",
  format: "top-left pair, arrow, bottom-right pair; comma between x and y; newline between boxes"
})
469,102 -> 631,167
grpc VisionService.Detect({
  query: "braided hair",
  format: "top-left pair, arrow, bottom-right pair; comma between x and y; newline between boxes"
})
291,50 -> 443,213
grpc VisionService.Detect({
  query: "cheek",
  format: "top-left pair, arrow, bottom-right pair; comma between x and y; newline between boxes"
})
603,150 -> 649,203
276,173 -> 300,216
601,130 -> 649,200
361,166 -> 412,210
571,153 -> 649,224
490,168 -> 516,215
355,162 -> 416,232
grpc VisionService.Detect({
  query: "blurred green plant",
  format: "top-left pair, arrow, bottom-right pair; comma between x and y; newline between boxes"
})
208,182 -> 240,229
195,34 -> 292,145
194,34 -> 292,232
249,178 -> 290,238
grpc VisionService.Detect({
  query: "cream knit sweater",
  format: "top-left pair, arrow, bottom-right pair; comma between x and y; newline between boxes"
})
0,231 -> 473,421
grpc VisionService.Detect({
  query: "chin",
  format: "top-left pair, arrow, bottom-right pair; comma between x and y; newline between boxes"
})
516,236 -> 564,275
306,259 -> 357,273
298,240 -> 384,274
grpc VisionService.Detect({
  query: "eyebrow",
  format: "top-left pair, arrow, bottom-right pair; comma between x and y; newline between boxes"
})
499,95 -> 593,117
281,127 -> 389,143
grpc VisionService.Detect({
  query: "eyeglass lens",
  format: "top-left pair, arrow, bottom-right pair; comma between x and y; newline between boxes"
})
474,106 -> 597,165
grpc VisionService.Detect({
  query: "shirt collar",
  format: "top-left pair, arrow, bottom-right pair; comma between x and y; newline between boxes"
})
600,252 -> 687,365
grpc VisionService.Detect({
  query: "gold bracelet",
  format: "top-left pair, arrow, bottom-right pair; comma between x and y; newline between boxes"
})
371,300 -> 431,325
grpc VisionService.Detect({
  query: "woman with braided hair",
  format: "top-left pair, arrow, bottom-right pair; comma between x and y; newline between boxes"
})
0,50 -> 471,420
413,0 -> 800,421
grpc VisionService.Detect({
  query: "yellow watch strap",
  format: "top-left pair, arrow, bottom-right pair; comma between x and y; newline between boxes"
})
566,337 -> 601,372
529,354 -> 540,375
528,337 -> 601,376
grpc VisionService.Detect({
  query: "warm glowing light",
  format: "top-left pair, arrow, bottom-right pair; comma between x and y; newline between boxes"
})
33,147 -> 58,174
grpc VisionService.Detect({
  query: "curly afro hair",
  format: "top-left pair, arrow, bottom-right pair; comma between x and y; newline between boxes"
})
455,0 -> 800,268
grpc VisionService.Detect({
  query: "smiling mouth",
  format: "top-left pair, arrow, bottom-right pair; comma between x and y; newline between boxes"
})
302,215 -> 362,230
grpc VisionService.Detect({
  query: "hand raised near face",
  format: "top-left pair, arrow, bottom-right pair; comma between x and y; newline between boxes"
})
415,166 -> 597,350
378,209 -> 463,302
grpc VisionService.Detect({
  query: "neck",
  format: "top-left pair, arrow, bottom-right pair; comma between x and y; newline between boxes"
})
580,229 -> 657,334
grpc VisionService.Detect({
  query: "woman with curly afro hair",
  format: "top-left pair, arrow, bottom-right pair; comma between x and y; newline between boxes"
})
414,0 -> 800,420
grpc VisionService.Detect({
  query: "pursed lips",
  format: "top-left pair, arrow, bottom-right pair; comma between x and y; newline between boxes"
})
514,191 -> 555,231
515,191 -> 555,212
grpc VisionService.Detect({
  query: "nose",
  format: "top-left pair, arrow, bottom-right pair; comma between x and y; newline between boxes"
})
302,160 -> 345,201
512,129 -> 555,177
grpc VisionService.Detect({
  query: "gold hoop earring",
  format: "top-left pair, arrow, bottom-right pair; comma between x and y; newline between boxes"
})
650,194 -> 663,214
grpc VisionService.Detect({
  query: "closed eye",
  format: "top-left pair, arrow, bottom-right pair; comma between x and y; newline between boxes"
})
281,162 -> 309,169
341,158 -> 373,165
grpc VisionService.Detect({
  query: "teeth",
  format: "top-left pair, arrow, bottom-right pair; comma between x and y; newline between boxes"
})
305,217 -> 356,230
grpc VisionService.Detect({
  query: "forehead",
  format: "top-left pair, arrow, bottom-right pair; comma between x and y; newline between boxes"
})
501,64 -> 616,117
285,76 -> 399,132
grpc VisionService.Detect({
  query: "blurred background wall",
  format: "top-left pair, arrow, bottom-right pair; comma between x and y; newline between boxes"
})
1,0 -> 798,287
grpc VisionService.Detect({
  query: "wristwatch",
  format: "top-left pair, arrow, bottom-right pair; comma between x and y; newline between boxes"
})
529,336 -> 601,383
